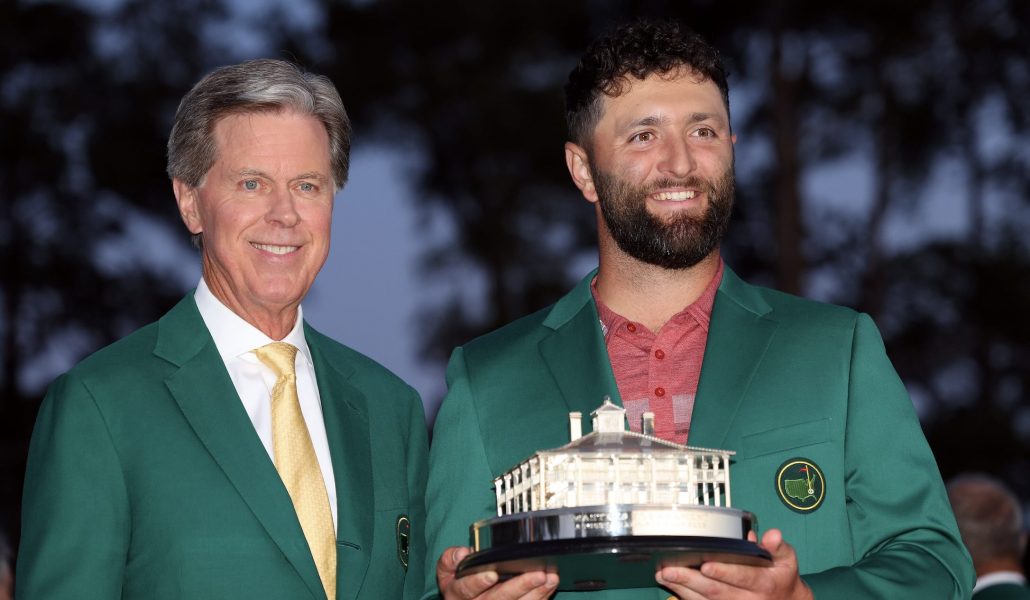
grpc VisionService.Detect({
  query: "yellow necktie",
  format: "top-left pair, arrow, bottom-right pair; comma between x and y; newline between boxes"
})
255,342 -> 336,600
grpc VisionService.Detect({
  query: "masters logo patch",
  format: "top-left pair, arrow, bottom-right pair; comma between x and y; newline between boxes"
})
775,458 -> 825,513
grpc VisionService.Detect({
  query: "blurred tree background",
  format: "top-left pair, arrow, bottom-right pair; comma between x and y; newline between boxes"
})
2,0 -> 1028,566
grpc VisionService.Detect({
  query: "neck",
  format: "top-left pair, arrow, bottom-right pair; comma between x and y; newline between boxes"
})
976,558 -> 1026,579
595,235 -> 720,333
246,312 -> 297,341
202,272 -> 299,341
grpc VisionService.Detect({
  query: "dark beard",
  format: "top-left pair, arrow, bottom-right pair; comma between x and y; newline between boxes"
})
593,164 -> 735,270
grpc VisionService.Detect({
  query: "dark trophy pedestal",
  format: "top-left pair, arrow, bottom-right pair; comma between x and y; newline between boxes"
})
456,504 -> 771,591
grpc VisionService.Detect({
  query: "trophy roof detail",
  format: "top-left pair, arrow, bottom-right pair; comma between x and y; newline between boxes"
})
589,396 -> 627,435
562,396 -> 734,456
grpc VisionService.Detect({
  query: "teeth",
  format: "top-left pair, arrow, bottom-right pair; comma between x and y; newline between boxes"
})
654,190 -> 697,201
252,243 -> 298,255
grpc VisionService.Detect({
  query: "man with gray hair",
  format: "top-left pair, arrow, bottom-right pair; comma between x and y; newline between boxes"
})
17,59 -> 428,600
948,475 -> 1030,599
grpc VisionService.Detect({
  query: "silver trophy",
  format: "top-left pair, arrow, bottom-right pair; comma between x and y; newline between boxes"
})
456,398 -> 770,591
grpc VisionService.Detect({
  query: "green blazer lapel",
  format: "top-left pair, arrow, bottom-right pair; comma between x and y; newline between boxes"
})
538,270 -> 622,429
306,326 -> 372,600
157,295 -> 325,600
690,267 -> 778,449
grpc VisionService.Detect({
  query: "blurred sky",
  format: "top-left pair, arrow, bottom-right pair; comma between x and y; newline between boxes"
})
307,148 -> 450,409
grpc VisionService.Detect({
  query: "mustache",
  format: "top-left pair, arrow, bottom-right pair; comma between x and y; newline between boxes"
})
644,177 -> 713,194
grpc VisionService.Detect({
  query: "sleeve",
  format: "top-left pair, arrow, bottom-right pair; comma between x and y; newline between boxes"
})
16,372 -> 131,599
420,347 -> 499,600
403,384 -> 431,600
802,313 -> 975,598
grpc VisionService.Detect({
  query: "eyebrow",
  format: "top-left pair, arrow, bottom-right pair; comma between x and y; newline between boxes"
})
235,169 -> 328,181
290,172 -> 328,182
623,112 -> 724,131
237,168 -> 270,179
625,115 -> 667,130
687,112 -> 722,124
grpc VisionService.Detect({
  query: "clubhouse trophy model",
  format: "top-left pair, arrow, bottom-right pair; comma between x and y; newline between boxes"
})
457,398 -> 771,591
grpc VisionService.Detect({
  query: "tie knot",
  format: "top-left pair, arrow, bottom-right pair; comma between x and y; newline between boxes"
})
254,341 -> 299,378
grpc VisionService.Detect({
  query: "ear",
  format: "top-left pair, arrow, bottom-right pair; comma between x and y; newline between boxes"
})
172,178 -> 204,234
564,142 -> 598,204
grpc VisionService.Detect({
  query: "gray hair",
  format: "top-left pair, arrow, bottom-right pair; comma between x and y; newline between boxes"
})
947,473 -> 1025,565
167,58 -> 351,191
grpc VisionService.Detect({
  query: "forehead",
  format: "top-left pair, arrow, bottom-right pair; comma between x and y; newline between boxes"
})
597,70 -> 728,132
210,110 -> 330,167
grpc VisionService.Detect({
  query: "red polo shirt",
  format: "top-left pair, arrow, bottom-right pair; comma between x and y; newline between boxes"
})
592,260 -> 723,445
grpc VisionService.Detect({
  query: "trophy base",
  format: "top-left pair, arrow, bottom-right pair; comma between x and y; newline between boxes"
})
458,535 -> 771,591
457,505 -> 771,591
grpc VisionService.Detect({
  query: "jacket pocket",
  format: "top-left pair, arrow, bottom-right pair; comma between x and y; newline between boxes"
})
740,419 -> 830,458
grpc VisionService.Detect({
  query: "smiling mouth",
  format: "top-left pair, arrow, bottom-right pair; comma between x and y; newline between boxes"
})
651,190 -> 698,201
251,242 -> 299,255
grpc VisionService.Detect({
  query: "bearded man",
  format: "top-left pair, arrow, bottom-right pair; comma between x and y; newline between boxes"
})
422,19 -> 973,600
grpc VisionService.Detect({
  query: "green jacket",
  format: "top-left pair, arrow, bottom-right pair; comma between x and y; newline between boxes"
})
975,583 -> 1030,600
18,293 -> 428,600
424,267 -> 973,599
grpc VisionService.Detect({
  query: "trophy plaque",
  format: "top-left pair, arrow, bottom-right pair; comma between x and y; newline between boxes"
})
456,398 -> 771,591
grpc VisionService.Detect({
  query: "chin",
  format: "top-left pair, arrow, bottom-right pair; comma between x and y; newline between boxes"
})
250,280 -> 308,307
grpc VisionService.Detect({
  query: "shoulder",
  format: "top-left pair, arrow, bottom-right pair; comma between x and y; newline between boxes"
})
459,270 -> 595,363
451,304 -> 568,384
764,286 -> 859,324
39,318 -> 170,430
62,291 -> 206,389
65,320 -> 163,385
305,324 -> 421,402
725,275 -> 867,334
714,271 -> 892,367
465,304 -> 552,354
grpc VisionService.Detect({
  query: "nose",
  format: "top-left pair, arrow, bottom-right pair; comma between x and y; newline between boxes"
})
657,135 -> 696,179
265,187 -> 300,227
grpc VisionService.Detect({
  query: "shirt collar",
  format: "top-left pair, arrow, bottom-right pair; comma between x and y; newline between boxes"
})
974,571 -> 1028,593
592,257 -> 724,337
194,277 -> 312,366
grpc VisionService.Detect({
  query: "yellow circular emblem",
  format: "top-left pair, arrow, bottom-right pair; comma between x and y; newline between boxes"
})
775,458 -> 825,513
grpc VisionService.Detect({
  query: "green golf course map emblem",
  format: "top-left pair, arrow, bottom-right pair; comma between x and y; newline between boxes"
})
776,458 -> 825,513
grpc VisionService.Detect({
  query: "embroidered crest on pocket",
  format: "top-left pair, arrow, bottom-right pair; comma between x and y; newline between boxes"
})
775,458 -> 825,513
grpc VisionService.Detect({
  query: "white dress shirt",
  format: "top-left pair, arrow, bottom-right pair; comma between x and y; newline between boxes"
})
974,571 -> 1028,594
194,278 -> 338,532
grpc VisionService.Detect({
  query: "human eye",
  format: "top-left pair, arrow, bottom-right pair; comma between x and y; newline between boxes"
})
241,179 -> 261,191
630,131 -> 656,143
692,126 -> 717,139
297,181 -> 318,193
